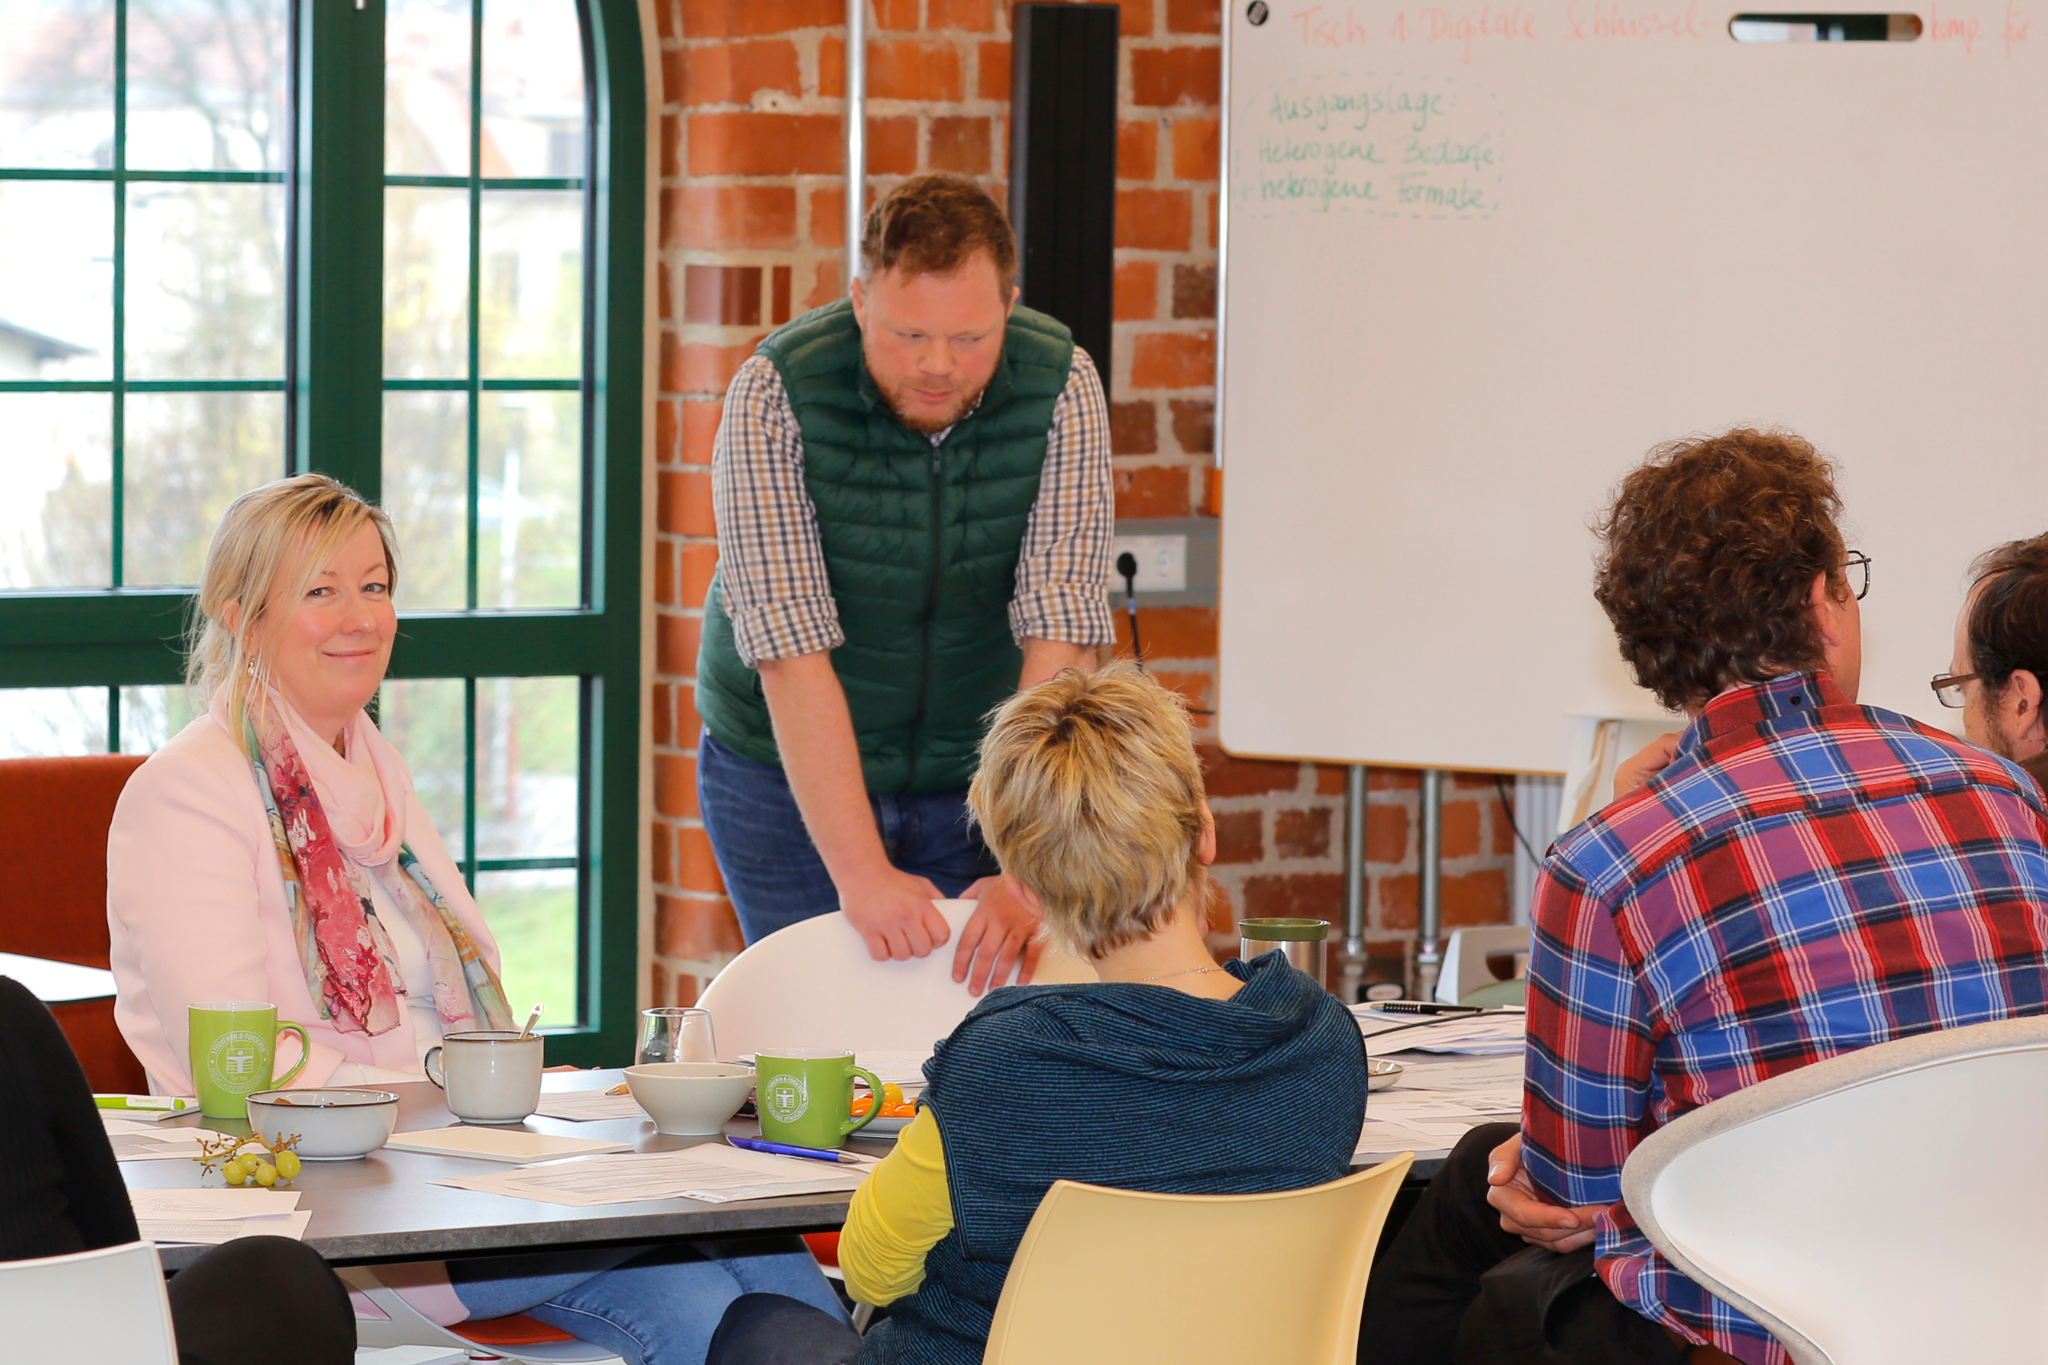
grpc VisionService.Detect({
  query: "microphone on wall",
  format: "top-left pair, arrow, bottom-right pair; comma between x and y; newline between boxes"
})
1117,551 -> 1146,671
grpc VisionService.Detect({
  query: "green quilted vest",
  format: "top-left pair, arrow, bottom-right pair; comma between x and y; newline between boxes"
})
696,298 -> 1075,794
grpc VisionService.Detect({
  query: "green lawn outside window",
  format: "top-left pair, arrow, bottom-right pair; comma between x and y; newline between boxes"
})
0,0 -> 645,1066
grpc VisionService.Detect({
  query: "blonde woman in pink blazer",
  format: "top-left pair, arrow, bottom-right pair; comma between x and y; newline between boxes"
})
107,475 -> 845,1365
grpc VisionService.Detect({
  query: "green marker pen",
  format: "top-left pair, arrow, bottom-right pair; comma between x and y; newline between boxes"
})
95,1094 -> 196,1112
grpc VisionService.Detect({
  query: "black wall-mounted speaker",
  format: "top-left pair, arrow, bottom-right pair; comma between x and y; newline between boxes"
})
1008,2 -> 1119,396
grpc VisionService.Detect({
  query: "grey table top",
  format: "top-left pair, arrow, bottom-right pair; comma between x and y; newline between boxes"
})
123,1063 -> 1474,1272
121,1071 -> 884,1273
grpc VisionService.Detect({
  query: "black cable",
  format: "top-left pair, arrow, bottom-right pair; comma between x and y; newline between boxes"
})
1494,773 -> 1543,866
1117,551 -> 1145,671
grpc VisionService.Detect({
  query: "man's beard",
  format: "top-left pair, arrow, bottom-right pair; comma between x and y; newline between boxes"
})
877,377 -> 983,435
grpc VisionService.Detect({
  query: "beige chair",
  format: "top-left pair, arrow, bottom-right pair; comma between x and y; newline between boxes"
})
982,1153 -> 1416,1365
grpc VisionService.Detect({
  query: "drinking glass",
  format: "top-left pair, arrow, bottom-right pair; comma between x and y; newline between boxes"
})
638,1007 -> 717,1066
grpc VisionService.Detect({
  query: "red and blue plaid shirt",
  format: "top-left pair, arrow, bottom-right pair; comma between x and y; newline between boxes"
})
1522,671 -> 2048,1364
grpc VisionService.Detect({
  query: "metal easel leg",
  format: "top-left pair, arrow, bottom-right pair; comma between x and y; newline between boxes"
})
1415,768 -> 1444,1002
1340,764 -> 1368,1004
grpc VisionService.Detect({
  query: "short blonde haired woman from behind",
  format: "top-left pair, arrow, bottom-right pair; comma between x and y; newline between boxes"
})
702,663 -> 1371,1365
967,660 -> 1220,972
109,474 -> 846,1365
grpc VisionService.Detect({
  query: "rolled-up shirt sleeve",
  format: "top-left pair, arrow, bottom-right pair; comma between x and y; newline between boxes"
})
1009,347 -> 1115,646
711,354 -> 844,666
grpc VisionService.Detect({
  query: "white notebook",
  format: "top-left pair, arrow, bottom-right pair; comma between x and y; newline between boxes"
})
384,1127 -> 634,1164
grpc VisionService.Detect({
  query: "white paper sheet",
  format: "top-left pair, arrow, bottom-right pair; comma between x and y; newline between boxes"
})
130,1188 -> 302,1220
1354,1008 -> 1528,1056
1353,1053 -> 1527,1158
107,1127 -> 236,1162
98,1099 -> 201,1124
533,1090 -> 649,1122
140,1210 -> 313,1245
436,1144 -> 875,1207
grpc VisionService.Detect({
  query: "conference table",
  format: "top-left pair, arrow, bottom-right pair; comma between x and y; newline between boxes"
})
120,1051 -> 1508,1274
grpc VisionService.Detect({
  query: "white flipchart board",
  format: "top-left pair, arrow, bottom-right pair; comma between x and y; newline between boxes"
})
1217,1 -> 2048,773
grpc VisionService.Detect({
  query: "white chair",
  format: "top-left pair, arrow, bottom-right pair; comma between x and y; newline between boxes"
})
1621,1015 -> 2048,1365
344,1267 -> 625,1364
1434,924 -> 1529,1004
0,1240 -> 177,1364
698,899 -> 1096,1062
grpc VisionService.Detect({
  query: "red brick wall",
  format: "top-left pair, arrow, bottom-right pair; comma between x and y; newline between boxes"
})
646,0 -> 1517,1004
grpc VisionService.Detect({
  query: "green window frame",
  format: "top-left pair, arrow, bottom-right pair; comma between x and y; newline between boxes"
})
0,0 -> 646,1067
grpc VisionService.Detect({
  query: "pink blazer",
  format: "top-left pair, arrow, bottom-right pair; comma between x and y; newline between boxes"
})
107,711 -> 499,1094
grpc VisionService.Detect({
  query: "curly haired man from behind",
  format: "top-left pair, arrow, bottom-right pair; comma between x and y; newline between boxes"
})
1360,429 -> 2048,1365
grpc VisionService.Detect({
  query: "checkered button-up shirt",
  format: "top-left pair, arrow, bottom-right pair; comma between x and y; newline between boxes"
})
1522,671 -> 2048,1364
711,347 -> 1115,667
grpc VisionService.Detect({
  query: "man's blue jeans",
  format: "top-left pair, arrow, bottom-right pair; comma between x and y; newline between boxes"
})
697,729 -> 997,943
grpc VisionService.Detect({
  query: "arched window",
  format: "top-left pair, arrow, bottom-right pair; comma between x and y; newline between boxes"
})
0,0 -> 647,1064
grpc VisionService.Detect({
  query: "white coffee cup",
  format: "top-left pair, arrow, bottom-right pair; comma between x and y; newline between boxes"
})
424,1030 -> 543,1124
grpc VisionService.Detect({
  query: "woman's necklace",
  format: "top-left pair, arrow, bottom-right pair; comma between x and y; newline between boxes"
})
1136,964 -> 1225,984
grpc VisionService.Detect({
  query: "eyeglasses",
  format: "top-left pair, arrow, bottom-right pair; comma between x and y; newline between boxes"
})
1844,550 -> 1872,601
1931,671 -> 1979,708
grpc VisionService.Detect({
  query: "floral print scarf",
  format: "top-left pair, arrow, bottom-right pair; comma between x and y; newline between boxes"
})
242,707 -> 512,1037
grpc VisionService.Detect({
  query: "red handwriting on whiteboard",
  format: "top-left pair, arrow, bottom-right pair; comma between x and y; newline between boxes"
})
1388,4 -> 1538,61
2005,0 -> 2031,53
1292,6 -> 1374,45
1929,0 -> 1982,50
1564,0 -> 1705,37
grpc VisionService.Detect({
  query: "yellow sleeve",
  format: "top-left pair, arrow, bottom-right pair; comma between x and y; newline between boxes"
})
840,1106 -> 955,1306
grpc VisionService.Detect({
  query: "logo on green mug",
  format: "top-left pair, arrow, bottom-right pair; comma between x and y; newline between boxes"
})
763,1071 -> 809,1124
206,1029 -> 265,1093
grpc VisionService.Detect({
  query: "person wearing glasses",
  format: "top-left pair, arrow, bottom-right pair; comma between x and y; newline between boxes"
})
1934,532 -> 2048,785
1361,429 -> 2048,1365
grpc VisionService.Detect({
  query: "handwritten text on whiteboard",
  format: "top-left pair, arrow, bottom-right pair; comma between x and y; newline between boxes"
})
1237,74 -> 1504,219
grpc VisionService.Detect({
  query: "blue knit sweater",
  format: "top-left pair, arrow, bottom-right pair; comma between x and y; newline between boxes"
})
857,951 -> 1370,1365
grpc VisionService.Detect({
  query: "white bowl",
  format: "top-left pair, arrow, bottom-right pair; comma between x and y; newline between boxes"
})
246,1088 -> 400,1160
1368,1058 -> 1404,1092
624,1062 -> 756,1136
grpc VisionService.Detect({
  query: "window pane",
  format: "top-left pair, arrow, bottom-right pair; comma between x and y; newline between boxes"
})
385,185 -> 471,379
387,0 -> 472,178
125,181 -> 285,380
479,390 -> 579,608
478,189 -> 580,379
0,392 -> 112,590
0,179 -> 113,381
0,687 -> 108,757
377,676 -> 468,861
384,389 -> 469,610
0,0 -> 115,170
481,0 -> 585,180
476,674 -> 577,860
125,0 -> 289,172
120,683 -> 200,754
478,867 -> 578,1027
123,390 -> 283,587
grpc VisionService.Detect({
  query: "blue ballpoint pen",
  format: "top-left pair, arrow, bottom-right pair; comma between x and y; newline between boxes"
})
727,1135 -> 863,1165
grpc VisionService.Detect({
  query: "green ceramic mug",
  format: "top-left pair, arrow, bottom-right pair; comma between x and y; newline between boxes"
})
189,1001 -> 309,1119
754,1051 -> 886,1149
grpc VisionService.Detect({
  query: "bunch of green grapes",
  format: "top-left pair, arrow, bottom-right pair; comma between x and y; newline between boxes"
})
221,1148 -> 302,1187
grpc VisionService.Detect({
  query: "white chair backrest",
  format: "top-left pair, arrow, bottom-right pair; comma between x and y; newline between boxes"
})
697,900 -> 1095,1063
1621,1015 -> 2048,1365
1434,924 -> 1529,1004
0,1241 -> 177,1365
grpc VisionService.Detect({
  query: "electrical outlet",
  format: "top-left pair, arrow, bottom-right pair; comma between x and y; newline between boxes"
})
1108,535 -> 1187,594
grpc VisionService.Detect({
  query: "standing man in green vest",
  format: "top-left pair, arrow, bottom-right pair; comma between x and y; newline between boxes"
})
694,173 -> 1114,994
